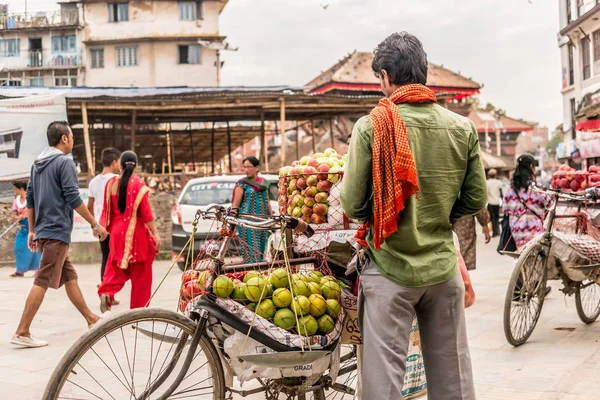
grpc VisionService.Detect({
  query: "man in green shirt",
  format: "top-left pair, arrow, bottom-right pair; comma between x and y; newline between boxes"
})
341,32 -> 486,400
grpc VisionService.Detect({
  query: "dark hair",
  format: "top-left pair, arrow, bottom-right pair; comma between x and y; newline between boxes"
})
118,151 -> 138,214
47,121 -> 71,147
372,32 -> 428,86
12,181 -> 27,191
512,155 -> 538,191
101,147 -> 121,167
243,156 -> 260,167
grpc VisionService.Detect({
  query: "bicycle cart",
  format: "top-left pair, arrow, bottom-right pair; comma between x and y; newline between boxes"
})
503,185 -> 600,347
43,206 -> 361,400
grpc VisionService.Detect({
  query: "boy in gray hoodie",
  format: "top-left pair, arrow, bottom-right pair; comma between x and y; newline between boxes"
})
11,121 -> 108,348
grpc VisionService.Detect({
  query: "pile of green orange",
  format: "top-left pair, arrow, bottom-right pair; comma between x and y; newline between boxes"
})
212,269 -> 342,337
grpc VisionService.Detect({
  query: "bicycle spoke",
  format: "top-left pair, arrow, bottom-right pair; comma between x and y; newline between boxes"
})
101,336 -> 135,393
130,322 -> 139,400
76,363 -> 119,400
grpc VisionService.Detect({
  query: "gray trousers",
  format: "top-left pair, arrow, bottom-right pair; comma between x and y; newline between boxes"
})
358,260 -> 475,400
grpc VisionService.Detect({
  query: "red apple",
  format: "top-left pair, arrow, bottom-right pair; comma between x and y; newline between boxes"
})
313,203 -> 328,216
589,165 -> 598,173
559,179 -> 570,189
570,180 -> 580,191
302,205 -> 313,216
581,181 -> 588,190
317,164 -> 330,180
179,300 -> 189,313
311,213 -> 326,224
317,180 -> 332,192
315,192 -> 329,204
302,215 -> 312,224
182,269 -> 199,283
307,158 -> 319,169
559,164 -> 571,171
306,175 -> 319,187
305,186 -> 318,197
289,179 -> 298,192
297,178 -> 307,190
304,196 -> 316,207
304,166 -> 317,176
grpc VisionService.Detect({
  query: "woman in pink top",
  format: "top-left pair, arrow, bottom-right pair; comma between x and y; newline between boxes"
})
10,181 -> 41,277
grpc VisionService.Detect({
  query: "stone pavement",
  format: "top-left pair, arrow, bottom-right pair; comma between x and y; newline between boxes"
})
1,235 -> 600,399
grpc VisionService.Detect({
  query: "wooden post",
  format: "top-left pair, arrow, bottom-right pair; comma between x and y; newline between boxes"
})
211,121 -> 216,175
280,96 -> 286,167
130,110 -> 137,151
169,122 -> 176,170
227,121 -> 232,173
311,120 -> 316,154
295,121 -> 300,161
260,108 -> 266,166
329,119 -> 335,149
112,123 -> 116,148
81,102 -> 94,182
496,129 -> 502,157
166,132 -> 173,174
189,123 -> 196,171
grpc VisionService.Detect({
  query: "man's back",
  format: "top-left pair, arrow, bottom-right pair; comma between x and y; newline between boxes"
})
27,148 -> 83,244
341,102 -> 487,287
486,178 -> 503,205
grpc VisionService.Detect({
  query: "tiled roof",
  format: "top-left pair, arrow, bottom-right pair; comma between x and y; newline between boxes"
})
468,110 -> 534,133
307,51 -> 481,91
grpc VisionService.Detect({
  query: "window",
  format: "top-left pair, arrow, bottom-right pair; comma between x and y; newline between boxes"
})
568,43 -> 575,85
567,0 -> 573,23
179,1 -> 202,20
108,2 -> 129,22
54,77 -> 77,87
0,39 -> 20,57
582,36 -> 591,80
90,48 -> 104,68
51,35 -> 76,53
178,44 -> 201,64
30,78 -> 44,86
578,0 -> 585,17
116,46 -> 138,67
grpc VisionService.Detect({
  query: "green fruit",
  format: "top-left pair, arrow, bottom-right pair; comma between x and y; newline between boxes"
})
317,314 -> 335,335
296,315 -> 318,337
299,274 -> 310,283
231,283 -> 247,301
320,276 -> 337,286
265,284 -> 274,298
308,281 -> 322,295
272,288 -> 292,308
325,299 -> 341,319
269,268 -> 290,289
291,296 -> 310,316
308,294 -> 327,317
273,308 -> 296,330
321,281 -> 341,300
198,270 -> 210,290
244,271 -> 263,284
292,280 -> 311,298
213,275 -> 234,298
247,302 -> 257,311
244,276 -> 267,302
255,299 -> 276,319
308,271 -> 323,283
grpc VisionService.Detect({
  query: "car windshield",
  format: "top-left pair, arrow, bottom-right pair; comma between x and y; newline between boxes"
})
180,180 -> 278,206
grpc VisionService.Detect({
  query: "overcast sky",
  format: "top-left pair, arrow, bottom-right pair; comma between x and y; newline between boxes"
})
6,0 -> 562,128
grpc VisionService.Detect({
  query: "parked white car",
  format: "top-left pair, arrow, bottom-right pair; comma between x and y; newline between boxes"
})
171,174 -> 279,270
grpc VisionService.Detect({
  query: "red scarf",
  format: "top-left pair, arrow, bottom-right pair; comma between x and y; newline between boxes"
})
355,84 -> 437,250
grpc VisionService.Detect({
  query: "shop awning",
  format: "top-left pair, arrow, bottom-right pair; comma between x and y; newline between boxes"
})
576,120 -> 600,132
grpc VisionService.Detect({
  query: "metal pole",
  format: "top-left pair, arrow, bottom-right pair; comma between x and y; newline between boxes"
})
280,96 -> 286,167
189,122 -> 195,171
311,120 -> 316,154
329,119 -> 334,149
211,121 -> 215,175
216,49 -> 221,87
227,121 -> 232,173
260,108 -> 266,166
295,121 -> 300,161
130,110 -> 137,151
81,102 -> 94,183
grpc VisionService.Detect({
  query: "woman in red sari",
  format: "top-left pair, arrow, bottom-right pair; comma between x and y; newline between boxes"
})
98,151 -> 161,312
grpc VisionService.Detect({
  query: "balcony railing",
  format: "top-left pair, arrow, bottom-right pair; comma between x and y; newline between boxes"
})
0,10 -> 79,30
0,49 -> 81,70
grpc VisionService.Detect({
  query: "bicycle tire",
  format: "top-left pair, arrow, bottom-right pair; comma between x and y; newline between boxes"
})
42,308 -> 226,400
503,243 -> 548,347
575,280 -> 600,324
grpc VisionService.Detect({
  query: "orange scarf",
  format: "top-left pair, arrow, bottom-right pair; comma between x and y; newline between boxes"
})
355,84 -> 437,250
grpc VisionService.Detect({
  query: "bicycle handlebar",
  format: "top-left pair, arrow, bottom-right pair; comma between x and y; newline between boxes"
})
196,204 -> 315,238
530,183 -> 594,201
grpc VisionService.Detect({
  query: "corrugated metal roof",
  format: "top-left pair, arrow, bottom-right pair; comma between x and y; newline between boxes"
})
0,86 -> 305,99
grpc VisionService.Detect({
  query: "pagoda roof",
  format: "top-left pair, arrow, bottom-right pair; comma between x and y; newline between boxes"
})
307,51 -> 481,99
468,109 -> 534,133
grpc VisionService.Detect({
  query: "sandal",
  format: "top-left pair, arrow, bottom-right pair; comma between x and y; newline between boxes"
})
9,272 -> 24,277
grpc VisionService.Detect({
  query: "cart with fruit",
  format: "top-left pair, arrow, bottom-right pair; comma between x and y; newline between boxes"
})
503,171 -> 600,347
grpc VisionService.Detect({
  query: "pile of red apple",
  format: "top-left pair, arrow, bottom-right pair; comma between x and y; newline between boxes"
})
278,148 -> 346,225
551,164 -> 600,192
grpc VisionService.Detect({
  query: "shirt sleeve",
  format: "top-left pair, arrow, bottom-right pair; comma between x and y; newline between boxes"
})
450,122 -> 488,221
340,116 -> 373,222
60,158 -> 84,209
12,199 -> 18,213
137,193 -> 154,223
26,167 -> 34,209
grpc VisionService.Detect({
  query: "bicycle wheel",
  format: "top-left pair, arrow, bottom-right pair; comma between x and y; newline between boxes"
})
43,308 -> 225,400
503,243 -> 548,347
575,279 -> 600,324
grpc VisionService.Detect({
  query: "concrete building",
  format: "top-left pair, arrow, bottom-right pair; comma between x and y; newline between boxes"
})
0,0 -> 229,87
